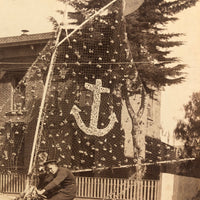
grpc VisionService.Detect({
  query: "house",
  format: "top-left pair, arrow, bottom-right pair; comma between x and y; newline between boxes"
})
0,31 -> 55,122
0,32 -> 55,171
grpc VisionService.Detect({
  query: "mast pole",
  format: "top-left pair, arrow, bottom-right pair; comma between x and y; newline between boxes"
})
25,27 -> 62,189
26,0 -> 71,185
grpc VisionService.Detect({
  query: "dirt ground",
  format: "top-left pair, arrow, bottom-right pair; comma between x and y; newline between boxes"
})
0,195 -> 93,200
0,194 -> 92,200
0,193 -> 18,200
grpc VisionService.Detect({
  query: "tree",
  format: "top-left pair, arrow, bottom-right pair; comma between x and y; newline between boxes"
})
126,0 -> 198,91
175,92 -> 200,158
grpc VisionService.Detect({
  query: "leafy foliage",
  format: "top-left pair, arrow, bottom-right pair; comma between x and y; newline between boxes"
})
126,0 -> 198,90
175,92 -> 200,158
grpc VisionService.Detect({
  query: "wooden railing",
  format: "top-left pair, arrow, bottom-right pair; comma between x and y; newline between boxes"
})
0,173 -> 27,194
76,177 -> 160,200
0,173 -> 160,200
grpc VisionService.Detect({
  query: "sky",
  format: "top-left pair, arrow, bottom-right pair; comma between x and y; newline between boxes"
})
161,2 -> 200,138
0,0 -> 200,143
0,0 -> 63,37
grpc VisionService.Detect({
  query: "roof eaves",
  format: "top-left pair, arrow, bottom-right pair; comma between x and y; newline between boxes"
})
0,32 -> 55,47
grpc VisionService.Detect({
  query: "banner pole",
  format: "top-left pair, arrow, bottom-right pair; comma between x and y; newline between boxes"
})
25,27 -> 62,190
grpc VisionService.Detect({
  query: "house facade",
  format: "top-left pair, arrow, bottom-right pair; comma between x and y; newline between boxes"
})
0,32 -> 55,170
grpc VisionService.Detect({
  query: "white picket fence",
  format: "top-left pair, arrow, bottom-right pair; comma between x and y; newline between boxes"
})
76,176 -> 160,200
0,173 -> 27,194
0,173 -> 160,200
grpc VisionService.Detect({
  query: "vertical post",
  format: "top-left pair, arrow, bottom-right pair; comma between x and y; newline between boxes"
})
100,178 -> 103,198
157,174 -> 163,200
154,180 -> 158,200
130,180 -> 133,199
147,180 -> 150,200
94,178 -> 97,198
103,178 -> 106,198
25,27 -> 62,190
144,180 -> 147,200
106,178 -> 110,198
88,177 -> 91,197
150,180 -> 154,200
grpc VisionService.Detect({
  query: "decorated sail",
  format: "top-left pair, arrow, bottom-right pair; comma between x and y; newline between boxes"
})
38,0 -> 144,171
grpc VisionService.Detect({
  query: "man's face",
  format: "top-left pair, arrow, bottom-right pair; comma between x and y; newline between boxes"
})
46,163 -> 58,174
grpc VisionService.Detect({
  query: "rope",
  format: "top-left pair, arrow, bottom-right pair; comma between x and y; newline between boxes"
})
72,157 -> 196,173
0,61 -> 174,65
25,28 -> 62,191
73,157 -> 196,199
56,0 -> 118,48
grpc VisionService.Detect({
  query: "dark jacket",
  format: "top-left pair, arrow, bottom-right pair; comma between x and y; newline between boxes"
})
37,172 -> 54,189
44,167 -> 76,199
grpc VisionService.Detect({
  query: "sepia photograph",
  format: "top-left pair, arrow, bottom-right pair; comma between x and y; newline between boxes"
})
0,0 -> 199,199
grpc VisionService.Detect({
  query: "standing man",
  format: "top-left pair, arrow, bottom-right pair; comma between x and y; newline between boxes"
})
37,160 -> 76,200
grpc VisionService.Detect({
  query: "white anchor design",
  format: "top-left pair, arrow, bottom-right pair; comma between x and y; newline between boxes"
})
70,79 -> 118,137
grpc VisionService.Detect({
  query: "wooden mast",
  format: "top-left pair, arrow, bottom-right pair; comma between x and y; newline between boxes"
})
26,1 -> 72,186
25,28 -> 62,189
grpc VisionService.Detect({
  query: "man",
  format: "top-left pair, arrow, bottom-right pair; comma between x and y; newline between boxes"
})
37,160 -> 76,200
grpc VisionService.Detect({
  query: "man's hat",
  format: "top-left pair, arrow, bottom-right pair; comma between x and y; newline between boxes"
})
43,159 -> 58,166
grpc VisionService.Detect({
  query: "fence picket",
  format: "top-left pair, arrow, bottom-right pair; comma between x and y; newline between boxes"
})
130,180 -> 133,199
144,180 -> 147,200
78,177 -> 80,196
100,178 -> 103,198
116,178 -> 119,198
147,179 -> 151,200
136,181 -> 140,200
151,181 -> 154,200
106,178 -> 110,198
94,177 -> 97,198
88,177 -> 91,197
140,181 -> 143,200
85,177 -> 87,197
103,178 -> 106,197
110,178 -> 113,199
120,179 -> 123,199
97,178 -> 100,198
91,177 -> 94,197
154,180 -> 158,200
